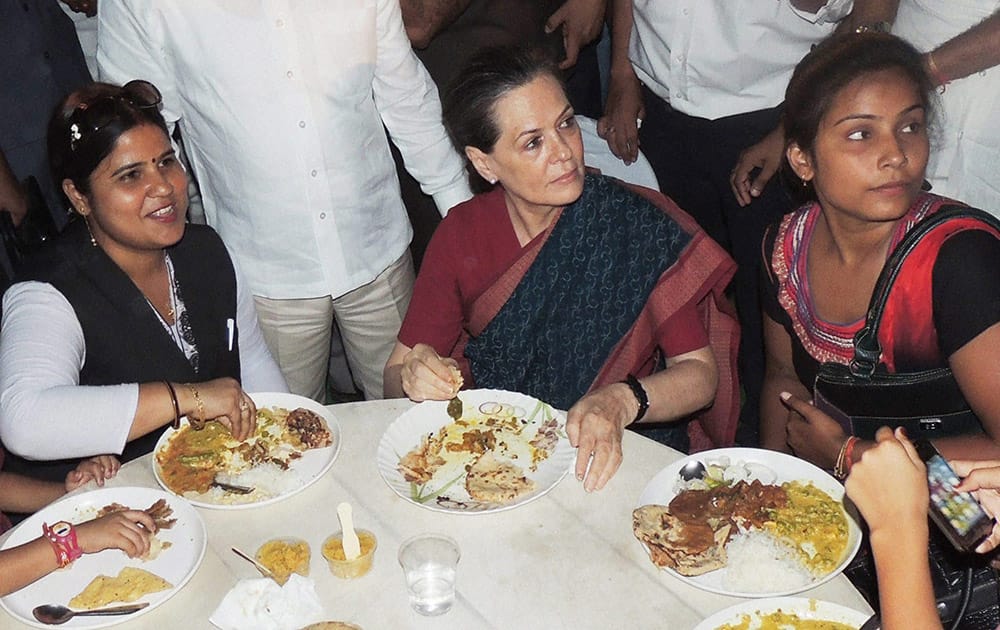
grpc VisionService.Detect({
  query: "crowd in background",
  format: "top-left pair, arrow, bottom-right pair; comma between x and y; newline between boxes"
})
0,2 -> 999,625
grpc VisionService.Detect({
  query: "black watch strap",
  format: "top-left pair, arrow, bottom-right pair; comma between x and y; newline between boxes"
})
622,374 -> 650,425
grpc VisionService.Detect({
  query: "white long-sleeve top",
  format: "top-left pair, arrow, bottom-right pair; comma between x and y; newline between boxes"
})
97,0 -> 473,299
629,0 -> 853,120
0,255 -> 287,461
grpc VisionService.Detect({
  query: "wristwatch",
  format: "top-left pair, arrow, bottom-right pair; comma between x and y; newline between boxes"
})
855,21 -> 891,34
622,374 -> 650,425
43,521 -> 83,568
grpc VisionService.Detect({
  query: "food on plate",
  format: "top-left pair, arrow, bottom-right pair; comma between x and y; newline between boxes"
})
398,431 -> 447,485
465,451 -> 536,503
634,460 -> 849,590
447,365 -> 464,396
632,504 -> 731,576
96,498 -> 176,560
285,408 -> 333,449
395,400 -> 558,506
68,566 -> 172,610
717,608 -> 856,630
255,537 -> 311,585
322,529 -> 377,579
156,405 -> 332,498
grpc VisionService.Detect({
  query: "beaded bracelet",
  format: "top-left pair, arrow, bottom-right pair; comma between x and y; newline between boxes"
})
164,381 -> 181,430
43,521 -> 82,568
186,383 -> 206,430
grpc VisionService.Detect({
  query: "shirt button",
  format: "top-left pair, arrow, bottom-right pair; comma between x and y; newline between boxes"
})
286,70 -> 294,79
276,18 -> 285,27
298,121 -> 306,128
319,212 -> 326,220
310,169 -> 318,177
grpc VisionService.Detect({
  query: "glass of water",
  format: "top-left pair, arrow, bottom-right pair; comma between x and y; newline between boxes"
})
398,534 -> 461,616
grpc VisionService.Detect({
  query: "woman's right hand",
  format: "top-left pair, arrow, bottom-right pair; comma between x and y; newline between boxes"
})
76,510 -> 157,558
182,377 -> 257,441
845,427 -> 928,535
400,343 -> 461,402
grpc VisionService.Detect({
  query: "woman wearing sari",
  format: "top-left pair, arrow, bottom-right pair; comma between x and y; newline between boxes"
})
384,48 -> 739,491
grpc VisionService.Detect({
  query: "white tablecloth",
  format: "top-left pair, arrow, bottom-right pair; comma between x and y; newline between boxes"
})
0,399 -> 873,629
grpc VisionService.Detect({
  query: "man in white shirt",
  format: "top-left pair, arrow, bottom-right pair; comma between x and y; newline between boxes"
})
598,0 -> 888,444
98,1 -> 473,402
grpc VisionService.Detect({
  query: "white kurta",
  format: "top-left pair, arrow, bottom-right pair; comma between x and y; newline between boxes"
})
894,0 -> 1000,213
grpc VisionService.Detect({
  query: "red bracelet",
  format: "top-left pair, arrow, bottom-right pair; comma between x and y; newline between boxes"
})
844,436 -> 859,474
43,521 -> 82,568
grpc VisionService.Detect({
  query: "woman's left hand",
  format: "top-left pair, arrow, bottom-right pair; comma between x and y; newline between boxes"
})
65,455 -> 121,492
566,383 -> 635,492
780,391 -> 847,469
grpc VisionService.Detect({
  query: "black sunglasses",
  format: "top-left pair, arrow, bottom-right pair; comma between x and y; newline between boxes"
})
69,80 -> 163,151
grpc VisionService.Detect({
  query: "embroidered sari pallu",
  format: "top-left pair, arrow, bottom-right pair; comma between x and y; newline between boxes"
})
456,174 -> 739,451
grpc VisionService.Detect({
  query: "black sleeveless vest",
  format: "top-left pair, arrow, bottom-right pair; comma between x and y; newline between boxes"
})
3,220 -> 242,482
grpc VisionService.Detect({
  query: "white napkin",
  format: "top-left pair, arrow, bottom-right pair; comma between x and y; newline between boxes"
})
210,574 -> 324,630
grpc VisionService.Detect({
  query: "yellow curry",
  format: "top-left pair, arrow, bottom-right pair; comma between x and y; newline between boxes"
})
718,610 -> 856,630
766,481 -> 849,575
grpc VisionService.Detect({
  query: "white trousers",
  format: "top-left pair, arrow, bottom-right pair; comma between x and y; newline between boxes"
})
253,252 -> 414,402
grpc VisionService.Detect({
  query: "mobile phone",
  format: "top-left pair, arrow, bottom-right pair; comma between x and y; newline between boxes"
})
914,438 -> 994,551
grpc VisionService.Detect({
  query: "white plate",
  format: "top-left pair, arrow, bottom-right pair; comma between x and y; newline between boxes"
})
377,389 -> 575,514
636,447 -> 863,598
0,487 -> 206,629
695,597 -> 871,630
152,392 -> 341,509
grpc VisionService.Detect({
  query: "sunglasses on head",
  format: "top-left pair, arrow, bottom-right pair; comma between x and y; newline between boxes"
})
69,80 -> 163,151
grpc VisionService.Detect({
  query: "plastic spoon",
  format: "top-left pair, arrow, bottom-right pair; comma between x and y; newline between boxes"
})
337,502 -> 361,561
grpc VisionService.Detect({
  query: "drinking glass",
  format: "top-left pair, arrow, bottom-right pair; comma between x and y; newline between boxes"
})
398,534 -> 461,616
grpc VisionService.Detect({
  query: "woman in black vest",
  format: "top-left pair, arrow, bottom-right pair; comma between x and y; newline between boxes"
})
0,81 -> 287,483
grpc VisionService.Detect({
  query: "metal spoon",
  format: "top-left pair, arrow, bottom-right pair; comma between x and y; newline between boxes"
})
32,602 -> 148,625
211,479 -> 255,494
231,546 -> 276,579
678,460 -> 707,481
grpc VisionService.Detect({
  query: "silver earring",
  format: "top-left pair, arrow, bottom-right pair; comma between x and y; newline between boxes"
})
489,178 -> 497,185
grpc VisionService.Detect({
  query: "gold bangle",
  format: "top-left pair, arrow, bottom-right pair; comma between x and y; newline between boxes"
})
926,52 -> 949,92
185,383 -> 206,430
163,381 -> 181,429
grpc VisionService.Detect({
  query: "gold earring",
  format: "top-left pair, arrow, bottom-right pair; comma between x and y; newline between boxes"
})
83,216 -> 97,247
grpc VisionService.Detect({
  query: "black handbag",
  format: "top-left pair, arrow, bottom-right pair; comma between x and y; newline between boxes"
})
813,205 -> 1000,440
844,526 -> 1000,630
813,205 -> 1000,629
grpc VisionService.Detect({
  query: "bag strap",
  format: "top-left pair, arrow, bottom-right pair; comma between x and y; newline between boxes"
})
850,205 -> 1000,377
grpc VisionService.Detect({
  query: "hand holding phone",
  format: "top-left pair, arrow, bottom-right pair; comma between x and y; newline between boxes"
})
914,439 -> 994,551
